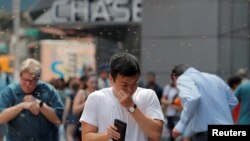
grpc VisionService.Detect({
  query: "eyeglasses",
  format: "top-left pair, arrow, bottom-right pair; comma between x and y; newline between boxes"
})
21,77 -> 38,85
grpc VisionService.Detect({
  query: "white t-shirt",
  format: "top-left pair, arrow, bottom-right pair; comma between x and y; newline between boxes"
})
163,84 -> 179,116
80,87 -> 164,141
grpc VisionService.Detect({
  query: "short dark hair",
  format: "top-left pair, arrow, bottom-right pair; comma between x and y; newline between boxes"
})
171,64 -> 188,77
110,52 -> 140,80
227,75 -> 242,89
147,72 -> 156,77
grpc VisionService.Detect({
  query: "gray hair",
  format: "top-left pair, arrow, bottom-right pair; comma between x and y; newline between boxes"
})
20,58 -> 41,78
171,64 -> 189,77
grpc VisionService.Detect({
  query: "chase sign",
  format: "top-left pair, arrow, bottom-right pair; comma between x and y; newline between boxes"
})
52,0 -> 142,23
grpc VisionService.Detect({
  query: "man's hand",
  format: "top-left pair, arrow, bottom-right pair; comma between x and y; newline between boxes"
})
23,95 -> 36,102
22,101 -> 40,115
116,90 -> 134,109
106,125 -> 120,140
172,128 -> 181,138
23,95 -> 41,115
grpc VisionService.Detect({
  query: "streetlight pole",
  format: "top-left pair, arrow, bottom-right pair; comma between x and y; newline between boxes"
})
11,0 -> 20,80
13,0 -> 20,34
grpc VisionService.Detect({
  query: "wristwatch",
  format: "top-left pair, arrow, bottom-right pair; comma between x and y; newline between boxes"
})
128,104 -> 137,113
39,101 -> 44,108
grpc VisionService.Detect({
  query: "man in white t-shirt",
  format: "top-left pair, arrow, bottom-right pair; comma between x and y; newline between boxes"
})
80,52 -> 164,141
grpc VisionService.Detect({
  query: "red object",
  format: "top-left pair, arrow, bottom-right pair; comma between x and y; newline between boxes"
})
173,97 -> 182,107
233,104 -> 240,123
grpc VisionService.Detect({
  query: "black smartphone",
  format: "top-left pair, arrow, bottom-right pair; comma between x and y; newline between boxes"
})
112,119 -> 127,141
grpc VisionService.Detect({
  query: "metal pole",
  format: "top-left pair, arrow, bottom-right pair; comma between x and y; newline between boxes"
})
13,0 -> 20,34
12,0 -> 20,80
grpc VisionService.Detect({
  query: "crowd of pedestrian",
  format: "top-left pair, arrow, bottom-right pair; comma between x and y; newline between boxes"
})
0,53 -> 249,141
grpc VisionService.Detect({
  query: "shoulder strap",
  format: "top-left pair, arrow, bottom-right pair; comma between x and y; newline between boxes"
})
172,93 -> 179,104
82,90 -> 88,101
6,74 -> 10,85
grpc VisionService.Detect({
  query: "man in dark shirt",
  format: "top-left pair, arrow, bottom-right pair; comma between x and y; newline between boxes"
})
0,58 -> 64,141
145,72 -> 163,102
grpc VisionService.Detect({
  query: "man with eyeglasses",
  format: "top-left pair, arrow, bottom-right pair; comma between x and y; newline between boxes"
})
0,58 -> 64,141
